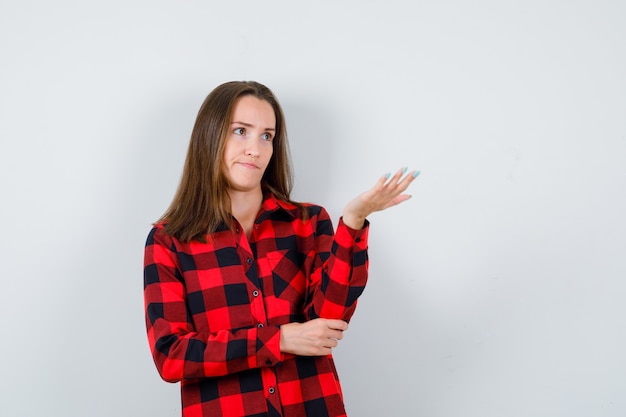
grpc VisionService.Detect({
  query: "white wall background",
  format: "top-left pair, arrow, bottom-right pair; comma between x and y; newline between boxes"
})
1,1 -> 625,416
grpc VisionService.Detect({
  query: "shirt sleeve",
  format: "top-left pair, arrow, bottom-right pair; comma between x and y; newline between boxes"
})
143,227 -> 282,383
304,208 -> 369,321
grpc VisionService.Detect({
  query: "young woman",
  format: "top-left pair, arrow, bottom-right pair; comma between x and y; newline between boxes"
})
144,81 -> 419,417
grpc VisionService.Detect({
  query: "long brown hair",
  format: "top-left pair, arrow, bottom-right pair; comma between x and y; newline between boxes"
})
158,81 -> 295,242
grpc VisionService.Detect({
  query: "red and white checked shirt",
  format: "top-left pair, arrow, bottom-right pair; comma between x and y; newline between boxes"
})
144,193 -> 369,417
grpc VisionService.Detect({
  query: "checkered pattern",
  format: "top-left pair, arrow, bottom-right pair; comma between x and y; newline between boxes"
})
144,193 -> 369,417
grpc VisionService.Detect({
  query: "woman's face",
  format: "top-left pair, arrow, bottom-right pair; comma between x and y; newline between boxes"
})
222,95 -> 276,194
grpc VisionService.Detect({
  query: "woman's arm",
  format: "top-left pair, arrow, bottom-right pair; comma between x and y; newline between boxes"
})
143,227 -> 282,382
303,167 -> 419,321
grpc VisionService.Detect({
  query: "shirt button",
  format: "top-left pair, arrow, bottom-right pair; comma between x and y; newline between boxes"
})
253,290 -> 259,297
269,387 -> 275,394
257,323 -> 264,328
356,237 -> 361,243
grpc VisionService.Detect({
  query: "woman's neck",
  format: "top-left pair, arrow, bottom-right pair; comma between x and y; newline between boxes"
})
229,189 -> 263,237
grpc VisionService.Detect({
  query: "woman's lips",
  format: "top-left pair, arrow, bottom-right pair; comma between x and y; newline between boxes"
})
237,162 -> 259,169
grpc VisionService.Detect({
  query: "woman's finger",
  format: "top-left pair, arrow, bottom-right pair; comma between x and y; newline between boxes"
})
383,167 -> 407,187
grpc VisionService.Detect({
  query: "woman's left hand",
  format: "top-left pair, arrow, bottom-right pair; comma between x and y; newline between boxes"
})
342,167 -> 420,229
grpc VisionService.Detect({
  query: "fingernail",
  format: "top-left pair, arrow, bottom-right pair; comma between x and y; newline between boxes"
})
401,167 -> 408,175
385,173 -> 391,180
413,170 -> 421,178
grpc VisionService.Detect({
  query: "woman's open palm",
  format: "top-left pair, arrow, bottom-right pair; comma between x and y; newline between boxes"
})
342,167 -> 420,229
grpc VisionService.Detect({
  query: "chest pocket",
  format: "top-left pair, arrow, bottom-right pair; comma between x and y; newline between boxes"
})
259,249 -> 306,300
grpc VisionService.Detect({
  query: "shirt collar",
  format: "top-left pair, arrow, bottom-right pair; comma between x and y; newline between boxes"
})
261,193 -> 298,219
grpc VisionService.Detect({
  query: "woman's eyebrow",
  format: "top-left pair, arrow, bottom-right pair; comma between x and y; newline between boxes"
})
231,121 -> 275,131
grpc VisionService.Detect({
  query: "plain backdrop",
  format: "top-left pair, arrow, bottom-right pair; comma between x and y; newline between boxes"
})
1,1 -> 625,416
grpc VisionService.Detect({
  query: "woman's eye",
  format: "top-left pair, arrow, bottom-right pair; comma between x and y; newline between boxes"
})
261,133 -> 273,141
234,128 -> 245,135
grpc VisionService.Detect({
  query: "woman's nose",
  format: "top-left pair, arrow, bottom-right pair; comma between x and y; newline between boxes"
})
245,140 -> 260,157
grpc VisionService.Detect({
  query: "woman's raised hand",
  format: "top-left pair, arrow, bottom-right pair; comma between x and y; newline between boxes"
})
342,167 -> 420,230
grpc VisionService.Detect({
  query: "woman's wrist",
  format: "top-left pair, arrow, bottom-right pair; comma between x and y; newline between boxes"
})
341,212 -> 366,230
